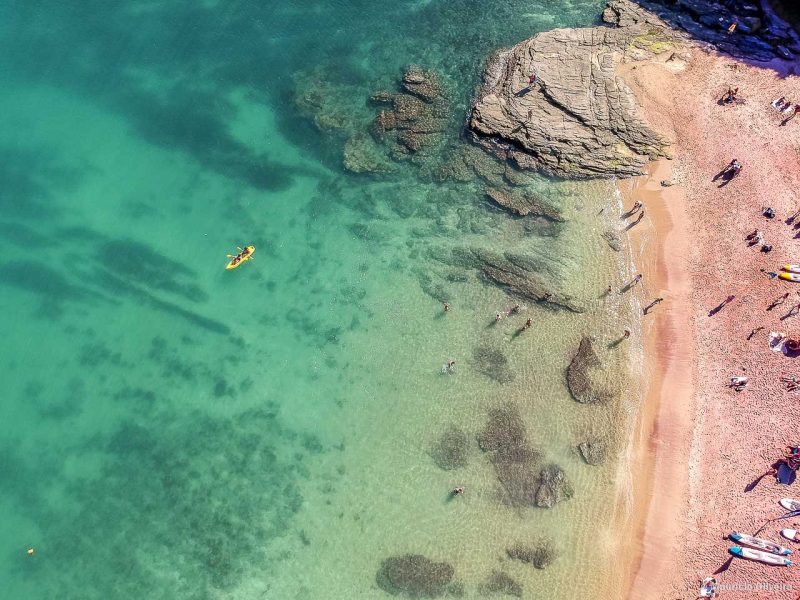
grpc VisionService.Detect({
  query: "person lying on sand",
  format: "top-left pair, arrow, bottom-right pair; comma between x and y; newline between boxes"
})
772,97 -> 787,110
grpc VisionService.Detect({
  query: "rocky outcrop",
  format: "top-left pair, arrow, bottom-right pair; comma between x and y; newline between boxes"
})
343,133 -> 396,174
485,188 -> 564,221
478,571 -> 523,597
578,438 -> 609,466
469,0 -> 674,179
535,464 -> 574,508
447,247 -> 583,312
370,66 -> 449,159
472,345 -> 516,384
506,539 -> 559,569
624,0 -> 800,62
567,337 -> 616,404
430,427 -> 469,470
376,554 -> 456,598
478,404 -> 545,508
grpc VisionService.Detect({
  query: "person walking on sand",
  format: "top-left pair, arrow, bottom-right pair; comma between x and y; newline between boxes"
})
768,293 -> 790,311
708,294 -> 735,316
622,329 -> 631,339
628,209 -> 645,229
629,274 -> 643,287
523,318 -> 532,330
527,72 -> 537,87
625,200 -> 642,216
643,297 -> 664,314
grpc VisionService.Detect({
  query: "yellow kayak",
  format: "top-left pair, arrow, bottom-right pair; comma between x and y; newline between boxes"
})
783,265 -> 800,274
779,272 -> 800,282
225,245 -> 255,270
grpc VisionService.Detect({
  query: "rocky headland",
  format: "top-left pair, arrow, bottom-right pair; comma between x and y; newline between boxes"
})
469,0 -> 677,178
468,0 -> 799,179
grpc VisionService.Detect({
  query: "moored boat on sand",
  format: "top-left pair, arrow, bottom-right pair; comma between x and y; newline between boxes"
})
729,546 -> 793,566
729,532 -> 791,555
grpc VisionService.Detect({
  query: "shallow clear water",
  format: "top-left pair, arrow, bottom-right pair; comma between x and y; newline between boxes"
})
0,1 -> 643,598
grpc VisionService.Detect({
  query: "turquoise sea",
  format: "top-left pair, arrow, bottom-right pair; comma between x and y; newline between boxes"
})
0,1 -> 644,598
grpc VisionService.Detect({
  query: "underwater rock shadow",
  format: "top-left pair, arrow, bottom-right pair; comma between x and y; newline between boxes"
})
0,145 -> 84,220
90,268 -> 230,336
98,239 -> 207,303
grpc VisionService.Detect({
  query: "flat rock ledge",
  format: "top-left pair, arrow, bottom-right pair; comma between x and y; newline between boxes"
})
469,0 -> 675,179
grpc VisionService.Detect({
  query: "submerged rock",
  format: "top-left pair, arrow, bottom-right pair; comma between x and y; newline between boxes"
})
507,539 -> 559,569
343,133 -> 395,174
535,464 -> 574,508
369,65 -> 449,159
578,438 -> 609,466
566,336 -> 615,404
469,0 -> 674,178
376,554 -> 455,598
431,427 -> 469,470
477,404 -> 545,508
457,248 -> 582,313
472,345 -> 515,384
478,571 -> 522,597
484,188 -> 564,221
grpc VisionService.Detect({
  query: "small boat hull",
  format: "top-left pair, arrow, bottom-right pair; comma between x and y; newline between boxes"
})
226,245 -> 255,270
729,532 -> 791,555
780,498 -> 800,511
779,272 -> 800,282
783,265 -> 800,274
729,546 -> 792,566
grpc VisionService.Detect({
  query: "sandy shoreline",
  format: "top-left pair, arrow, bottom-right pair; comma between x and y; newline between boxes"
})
619,158 -> 695,600
615,44 -> 800,598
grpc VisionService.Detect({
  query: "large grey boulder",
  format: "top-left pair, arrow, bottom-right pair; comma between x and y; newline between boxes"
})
469,0 -> 674,178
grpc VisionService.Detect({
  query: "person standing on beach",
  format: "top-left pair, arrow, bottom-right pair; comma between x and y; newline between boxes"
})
643,297 -> 664,314
630,274 -> 642,287
627,209 -> 645,229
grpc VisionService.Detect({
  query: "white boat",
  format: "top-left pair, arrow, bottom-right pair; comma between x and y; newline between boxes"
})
780,498 -> 800,511
781,529 -> 797,541
729,546 -> 793,566
729,532 -> 791,555
782,265 -> 800,274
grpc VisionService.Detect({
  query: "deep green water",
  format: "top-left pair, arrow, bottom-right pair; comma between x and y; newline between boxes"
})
0,1 -> 644,598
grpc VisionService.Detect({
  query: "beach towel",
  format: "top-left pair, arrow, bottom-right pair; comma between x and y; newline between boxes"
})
777,461 -> 797,485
